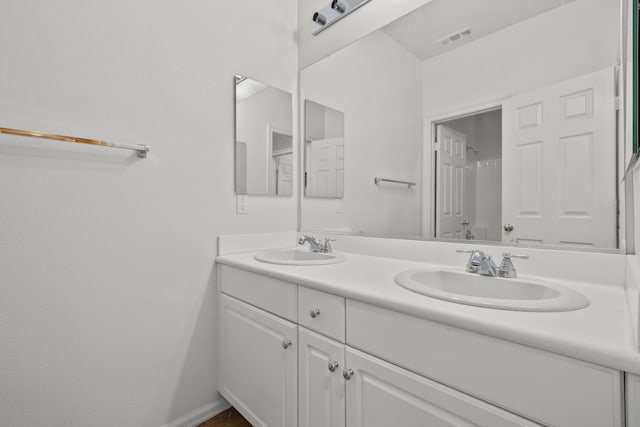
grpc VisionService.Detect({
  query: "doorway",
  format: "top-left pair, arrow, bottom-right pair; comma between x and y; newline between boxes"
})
269,128 -> 293,196
434,108 -> 502,241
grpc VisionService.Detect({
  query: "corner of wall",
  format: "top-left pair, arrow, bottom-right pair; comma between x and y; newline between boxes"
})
625,254 -> 640,351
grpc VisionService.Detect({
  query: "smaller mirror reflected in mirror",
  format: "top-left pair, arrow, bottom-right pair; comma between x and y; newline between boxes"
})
304,100 -> 345,198
235,76 -> 293,197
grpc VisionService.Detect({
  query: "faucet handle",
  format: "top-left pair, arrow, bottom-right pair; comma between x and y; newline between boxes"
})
322,237 -> 336,253
456,249 -> 489,257
499,253 -> 529,278
502,252 -> 529,260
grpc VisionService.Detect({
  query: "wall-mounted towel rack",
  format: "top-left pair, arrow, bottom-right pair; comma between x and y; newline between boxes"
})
374,177 -> 416,188
0,127 -> 150,158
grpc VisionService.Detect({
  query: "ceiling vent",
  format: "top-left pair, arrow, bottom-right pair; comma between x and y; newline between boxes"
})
437,27 -> 472,47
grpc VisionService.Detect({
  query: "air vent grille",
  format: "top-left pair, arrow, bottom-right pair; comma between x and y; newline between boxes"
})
438,27 -> 472,47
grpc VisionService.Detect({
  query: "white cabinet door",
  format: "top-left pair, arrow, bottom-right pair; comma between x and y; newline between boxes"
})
298,328 -> 346,427
218,294 -> 297,427
344,347 -> 540,427
628,374 -> 640,427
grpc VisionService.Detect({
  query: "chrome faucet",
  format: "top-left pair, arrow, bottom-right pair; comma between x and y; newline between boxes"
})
298,235 -> 334,253
457,249 -> 529,278
457,249 -> 498,276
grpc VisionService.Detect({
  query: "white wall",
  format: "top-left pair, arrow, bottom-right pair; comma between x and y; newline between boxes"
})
472,159 -> 502,241
301,31 -> 423,237
298,0 -> 433,68
421,0 -> 619,118
0,1 -> 297,426
236,87 -> 292,194
629,164 -> 640,348
304,102 -> 344,140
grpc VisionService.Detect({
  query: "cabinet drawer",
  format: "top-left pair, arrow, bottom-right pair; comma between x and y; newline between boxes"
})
219,265 -> 297,321
298,286 -> 345,342
347,300 -> 623,427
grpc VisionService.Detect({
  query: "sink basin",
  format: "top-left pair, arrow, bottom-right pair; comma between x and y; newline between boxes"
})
394,268 -> 589,312
254,249 -> 346,266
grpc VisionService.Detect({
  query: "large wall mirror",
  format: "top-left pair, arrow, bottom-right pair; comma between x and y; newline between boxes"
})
235,76 -> 293,196
300,0 -> 626,250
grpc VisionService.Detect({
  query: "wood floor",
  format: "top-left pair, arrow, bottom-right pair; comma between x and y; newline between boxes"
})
198,407 -> 251,427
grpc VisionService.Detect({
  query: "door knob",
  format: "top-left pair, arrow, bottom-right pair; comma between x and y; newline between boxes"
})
462,219 -> 470,226
503,224 -> 514,232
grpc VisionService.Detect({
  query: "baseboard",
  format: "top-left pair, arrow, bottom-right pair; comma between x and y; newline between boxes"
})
163,398 -> 231,427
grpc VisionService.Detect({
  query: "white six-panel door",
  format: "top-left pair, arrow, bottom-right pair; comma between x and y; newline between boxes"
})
308,137 -> 345,198
298,328 -> 346,427
436,126 -> 467,239
276,153 -> 294,196
502,67 -> 616,247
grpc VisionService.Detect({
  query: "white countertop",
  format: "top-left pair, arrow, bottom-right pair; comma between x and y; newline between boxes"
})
216,249 -> 640,375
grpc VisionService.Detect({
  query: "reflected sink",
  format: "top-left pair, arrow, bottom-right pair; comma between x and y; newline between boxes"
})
394,268 -> 589,312
254,249 -> 346,266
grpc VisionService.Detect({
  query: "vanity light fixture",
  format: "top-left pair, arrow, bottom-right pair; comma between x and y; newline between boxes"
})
331,0 -> 346,14
312,0 -> 373,35
313,12 -> 327,26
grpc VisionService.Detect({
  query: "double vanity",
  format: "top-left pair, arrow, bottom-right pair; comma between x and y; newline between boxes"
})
222,0 -> 638,424
216,233 -> 640,427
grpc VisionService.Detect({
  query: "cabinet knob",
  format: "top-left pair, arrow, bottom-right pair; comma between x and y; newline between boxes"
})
342,369 -> 354,380
282,339 -> 292,349
503,223 -> 514,232
309,308 -> 321,318
328,361 -> 339,372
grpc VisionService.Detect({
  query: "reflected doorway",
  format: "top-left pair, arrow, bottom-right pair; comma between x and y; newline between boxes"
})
269,128 -> 293,196
435,108 -> 502,241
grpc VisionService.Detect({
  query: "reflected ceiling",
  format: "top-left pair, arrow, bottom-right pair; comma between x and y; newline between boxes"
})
382,0 -> 574,61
